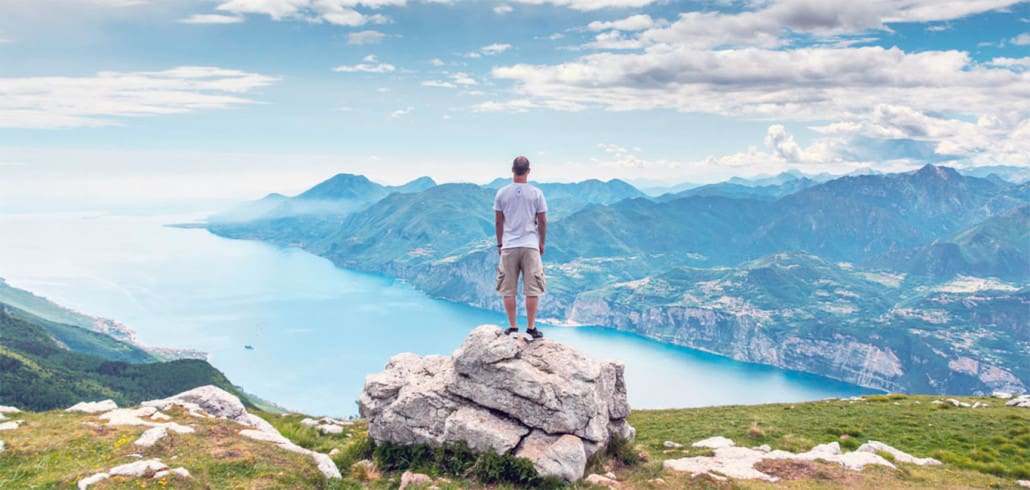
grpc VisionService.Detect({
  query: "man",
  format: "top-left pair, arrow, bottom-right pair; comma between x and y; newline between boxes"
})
494,155 -> 548,339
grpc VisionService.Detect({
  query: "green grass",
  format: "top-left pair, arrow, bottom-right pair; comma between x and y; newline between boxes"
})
628,394 -> 1030,487
1,395 -> 1027,489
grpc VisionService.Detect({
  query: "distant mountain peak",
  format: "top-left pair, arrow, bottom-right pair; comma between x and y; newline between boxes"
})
912,164 -> 960,181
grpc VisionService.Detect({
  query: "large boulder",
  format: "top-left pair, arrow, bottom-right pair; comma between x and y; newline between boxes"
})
358,325 -> 634,483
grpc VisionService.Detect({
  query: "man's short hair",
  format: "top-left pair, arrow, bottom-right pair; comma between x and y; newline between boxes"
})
512,156 -> 530,176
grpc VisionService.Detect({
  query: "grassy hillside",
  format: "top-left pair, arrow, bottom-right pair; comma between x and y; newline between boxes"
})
0,307 -> 247,411
0,395 -> 1026,488
0,279 -> 156,362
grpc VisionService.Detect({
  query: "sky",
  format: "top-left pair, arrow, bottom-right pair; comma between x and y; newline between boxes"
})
0,0 -> 1028,209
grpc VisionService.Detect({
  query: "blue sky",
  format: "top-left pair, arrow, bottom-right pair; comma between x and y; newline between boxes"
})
0,0 -> 1028,208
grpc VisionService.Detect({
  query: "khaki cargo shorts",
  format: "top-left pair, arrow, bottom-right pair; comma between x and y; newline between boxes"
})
496,247 -> 546,297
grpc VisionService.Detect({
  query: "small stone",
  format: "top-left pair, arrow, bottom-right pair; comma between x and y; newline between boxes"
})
663,440 -> 683,449
317,424 -> 344,435
1017,480 -> 1030,488
171,467 -> 191,478
77,472 -> 110,490
150,412 -> 172,421
972,402 -> 987,409
692,436 -> 735,449
66,400 -> 118,414
0,440 -> 5,452
301,418 -> 319,427
992,391 -> 1013,399
605,471 -> 617,480
647,477 -> 666,486
0,405 -> 20,414
0,421 -> 22,431
945,398 -> 962,407
329,448 -> 341,457
755,444 -> 772,452
399,470 -> 433,489
856,441 -> 941,466
108,459 -> 168,477
134,426 -> 168,447
586,473 -> 618,486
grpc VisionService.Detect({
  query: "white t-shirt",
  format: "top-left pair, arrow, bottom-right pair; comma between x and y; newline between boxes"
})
494,183 -> 548,249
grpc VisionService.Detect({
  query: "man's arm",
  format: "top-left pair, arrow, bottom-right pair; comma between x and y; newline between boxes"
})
495,210 -> 505,254
536,212 -> 547,255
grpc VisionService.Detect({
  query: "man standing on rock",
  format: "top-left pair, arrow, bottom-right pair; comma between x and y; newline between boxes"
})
494,155 -> 547,339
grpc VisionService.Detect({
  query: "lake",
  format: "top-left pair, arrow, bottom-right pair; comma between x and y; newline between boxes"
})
0,211 -> 873,416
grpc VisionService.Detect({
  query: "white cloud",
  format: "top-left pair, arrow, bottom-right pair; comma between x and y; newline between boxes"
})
390,106 -> 413,118
587,14 -> 654,32
180,14 -> 244,24
430,58 -> 445,66
480,43 -> 512,55
422,72 -> 476,88
347,30 -> 386,45
422,80 -> 456,88
0,66 -> 277,129
333,55 -> 396,73
583,30 -> 643,50
451,72 -> 477,85
492,46 -> 1028,121
212,0 -> 399,26
548,33 -> 564,40
1012,33 -> 1030,45
494,4 -> 513,14
510,0 -> 658,11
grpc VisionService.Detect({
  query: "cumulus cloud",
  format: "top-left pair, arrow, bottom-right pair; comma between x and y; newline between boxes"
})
333,55 -> 396,72
587,14 -> 654,32
487,0 -> 1029,169
494,4 -> 513,14
180,14 -> 244,24
0,66 -> 278,129
480,43 -> 512,55
212,0 -> 397,26
1012,32 -> 1030,45
347,30 -> 386,44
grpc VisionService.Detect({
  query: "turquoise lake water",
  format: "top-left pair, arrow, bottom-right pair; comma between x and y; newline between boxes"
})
0,212 -> 873,416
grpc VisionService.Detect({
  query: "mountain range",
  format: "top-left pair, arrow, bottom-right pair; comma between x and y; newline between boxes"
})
202,165 -> 1029,396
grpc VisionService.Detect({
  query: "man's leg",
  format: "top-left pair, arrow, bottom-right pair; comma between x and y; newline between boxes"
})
503,296 -> 518,330
525,295 -> 539,331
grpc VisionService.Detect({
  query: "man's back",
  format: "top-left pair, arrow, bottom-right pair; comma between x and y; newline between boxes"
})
494,182 -> 547,249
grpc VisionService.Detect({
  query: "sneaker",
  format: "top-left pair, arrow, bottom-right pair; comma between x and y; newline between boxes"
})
504,327 -> 519,335
526,327 -> 543,340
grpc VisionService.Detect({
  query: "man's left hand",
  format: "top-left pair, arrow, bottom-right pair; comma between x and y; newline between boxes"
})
539,243 -> 545,256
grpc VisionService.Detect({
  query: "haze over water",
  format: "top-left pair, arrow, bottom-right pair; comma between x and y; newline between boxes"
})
0,211 -> 873,416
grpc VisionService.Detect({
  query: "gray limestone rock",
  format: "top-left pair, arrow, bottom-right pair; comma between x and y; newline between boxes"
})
1006,395 -> 1030,408
358,324 -> 634,483
515,430 -> 587,484
66,400 -> 118,414
856,440 -> 941,466
143,385 -> 248,420
442,406 -> 529,453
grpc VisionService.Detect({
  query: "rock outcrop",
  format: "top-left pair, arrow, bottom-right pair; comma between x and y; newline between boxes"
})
359,325 -> 634,483
1006,395 -> 1030,408
664,437 -> 941,482
142,386 -> 341,479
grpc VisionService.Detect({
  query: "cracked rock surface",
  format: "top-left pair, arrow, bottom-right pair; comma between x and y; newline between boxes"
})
359,324 -> 634,483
